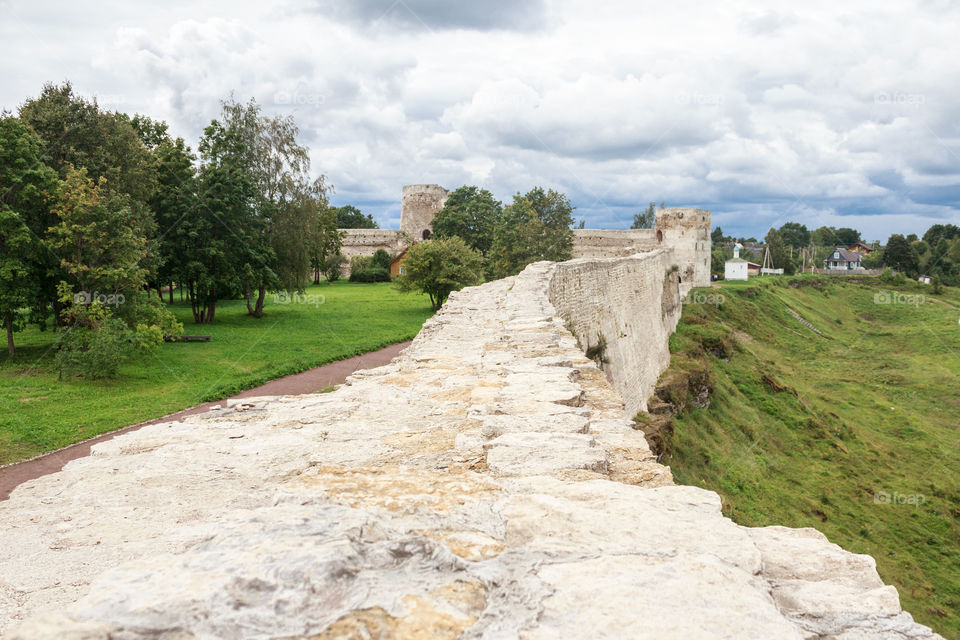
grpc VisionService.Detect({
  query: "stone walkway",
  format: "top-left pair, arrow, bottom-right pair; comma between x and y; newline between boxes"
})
0,341 -> 411,501
0,261 -> 942,639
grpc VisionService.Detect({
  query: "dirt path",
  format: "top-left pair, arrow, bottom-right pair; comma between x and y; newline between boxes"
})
0,340 -> 411,501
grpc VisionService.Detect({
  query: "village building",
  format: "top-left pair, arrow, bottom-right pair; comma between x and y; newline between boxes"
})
824,248 -> 864,270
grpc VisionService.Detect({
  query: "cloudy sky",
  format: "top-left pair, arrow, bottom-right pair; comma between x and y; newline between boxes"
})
2,0 -> 959,239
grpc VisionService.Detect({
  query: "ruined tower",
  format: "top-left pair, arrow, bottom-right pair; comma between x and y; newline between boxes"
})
400,184 -> 449,242
654,208 -> 712,292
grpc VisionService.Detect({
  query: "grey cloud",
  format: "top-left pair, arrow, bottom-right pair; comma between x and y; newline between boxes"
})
306,0 -> 549,31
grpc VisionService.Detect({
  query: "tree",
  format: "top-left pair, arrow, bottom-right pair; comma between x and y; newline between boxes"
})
48,168 -> 148,303
395,236 -> 483,310
0,116 -> 59,355
371,249 -> 392,270
334,205 -> 378,229
150,135 -> 198,302
834,227 -> 861,245
764,228 -> 796,275
922,224 -> 960,247
311,206 -> 344,284
631,201 -> 656,229
883,234 -> 919,276
778,222 -> 810,249
431,185 -> 502,256
711,244 -> 733,279
711,227 -> 726,244
487,188 -> 575,279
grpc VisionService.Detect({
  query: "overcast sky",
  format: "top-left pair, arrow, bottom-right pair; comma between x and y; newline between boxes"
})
2,0 -> 959,239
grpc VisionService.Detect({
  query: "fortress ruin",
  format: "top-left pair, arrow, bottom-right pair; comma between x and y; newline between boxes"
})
0,242 -> 941,637
344,185 -> 712,296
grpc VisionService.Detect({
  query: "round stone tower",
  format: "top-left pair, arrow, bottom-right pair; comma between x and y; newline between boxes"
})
400,184 -> 449,242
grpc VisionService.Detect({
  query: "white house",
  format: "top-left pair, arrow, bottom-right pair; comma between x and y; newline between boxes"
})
725,243 -> 750,280
725,257 -> 749,280
824,248 -> 864,270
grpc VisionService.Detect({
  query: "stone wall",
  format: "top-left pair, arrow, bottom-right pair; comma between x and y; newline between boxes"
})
0,258 -> 941,640
340,228 -> 406,266
549,250 -> 680,416
571,208 -> 711,296
571,228 -> 660,259
400,184 -> 448,241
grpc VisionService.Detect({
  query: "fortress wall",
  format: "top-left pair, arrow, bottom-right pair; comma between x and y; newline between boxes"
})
572,209 -> 711,297
1,258 -> 941,640
339,229 -> 405,272
571,228 -> 660,259
549,250 -> 681,416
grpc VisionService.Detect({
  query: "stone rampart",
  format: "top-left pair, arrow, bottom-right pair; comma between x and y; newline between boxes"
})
0,258 -> 941,640
550,251 -> 680,416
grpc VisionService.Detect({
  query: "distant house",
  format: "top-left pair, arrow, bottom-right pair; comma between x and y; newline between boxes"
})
824,248 -> 864,270
389,248 -> 408,277
848,241 -> 874,254
918,275 -> 932,285
724,243 -> 761,280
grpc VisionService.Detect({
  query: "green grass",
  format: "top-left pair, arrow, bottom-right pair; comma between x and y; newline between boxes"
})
0,282 -> 434,465
654,275 -> 960,638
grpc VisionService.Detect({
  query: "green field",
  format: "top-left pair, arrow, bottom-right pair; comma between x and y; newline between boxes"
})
649,275 -> 960,638
0,282 -> 434,465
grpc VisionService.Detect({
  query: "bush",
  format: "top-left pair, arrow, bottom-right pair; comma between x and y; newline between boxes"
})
880,267 -> 896,283
350,255 -> 372,273
371,249 -> 392,270
395,236 -> 483,310
323,254 -> 346,282
349,268 -> 391,283
55,314 -> 132,379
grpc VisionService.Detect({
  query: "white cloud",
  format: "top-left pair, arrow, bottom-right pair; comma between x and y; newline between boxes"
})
1,0 -> 959,239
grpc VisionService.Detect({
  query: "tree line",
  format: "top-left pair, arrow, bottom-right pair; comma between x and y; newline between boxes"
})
711,221 -> 960,284
0,82 -> 372,374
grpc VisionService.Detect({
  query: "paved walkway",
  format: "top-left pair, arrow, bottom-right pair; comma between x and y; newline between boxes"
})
0,340 -> 411,501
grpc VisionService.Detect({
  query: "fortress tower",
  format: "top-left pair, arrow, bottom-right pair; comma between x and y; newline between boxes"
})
400,184 -> 449,242
654,208 -> 712,291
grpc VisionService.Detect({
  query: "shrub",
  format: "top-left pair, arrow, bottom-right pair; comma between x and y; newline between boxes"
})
350,255 -> 372,273
395,237 -> 483,310
371,249 -> 392,271
349,268 -> 391,283
55,314 -> 133,379
323,254 -> 346,282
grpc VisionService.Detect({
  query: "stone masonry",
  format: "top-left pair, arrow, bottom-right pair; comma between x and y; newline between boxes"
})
0,257 -> 941,639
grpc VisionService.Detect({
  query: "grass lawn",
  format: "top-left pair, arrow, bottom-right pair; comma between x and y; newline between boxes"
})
0,282 -> 434,465
653,275 -> 960,638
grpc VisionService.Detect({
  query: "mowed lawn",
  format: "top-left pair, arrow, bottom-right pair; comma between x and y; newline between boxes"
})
659,276 -> 960,638
0,282 -> 434,465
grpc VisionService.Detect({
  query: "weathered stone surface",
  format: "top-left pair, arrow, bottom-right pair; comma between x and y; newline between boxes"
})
0,258 -> 942,639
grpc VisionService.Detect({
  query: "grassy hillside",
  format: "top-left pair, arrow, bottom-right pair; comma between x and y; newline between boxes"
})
647,275 -> 959,638
0,282 -> 433,465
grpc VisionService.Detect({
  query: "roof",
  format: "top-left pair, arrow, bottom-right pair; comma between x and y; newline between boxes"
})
389,248 -> 408,267
825,248 -> 862,262
726,257 -> 748,264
